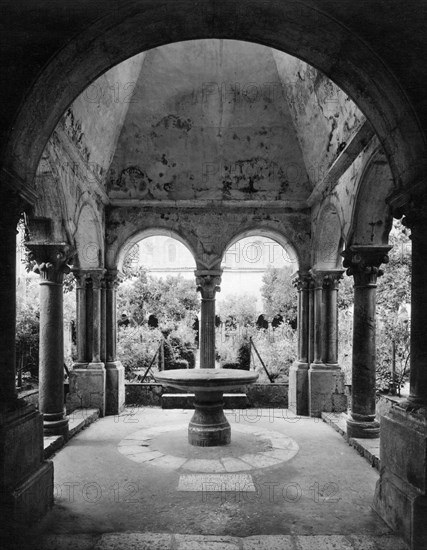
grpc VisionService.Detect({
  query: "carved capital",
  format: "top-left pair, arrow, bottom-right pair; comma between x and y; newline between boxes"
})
322,270 -> 344,290
26,243 -> 75,284
104,269 -> 123,290
195,270 -> 222,300
291,271 -> 312,291
341,245 -> 391,286
86,269 -> 106,290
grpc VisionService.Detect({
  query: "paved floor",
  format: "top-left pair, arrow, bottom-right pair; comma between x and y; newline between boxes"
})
23,407 -> 408,549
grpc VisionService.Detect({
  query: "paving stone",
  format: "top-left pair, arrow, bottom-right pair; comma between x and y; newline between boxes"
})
151,454 -> 188,469
183,459 -> 226,472
175,534 -> 239,550
243,535 -> 295,549
295,535 -> 355,549
38,534 -> 97,550
239,453 -> 283,468
95,532 -> 172,550
177,473 -> 255,492
125,450 -> 164,463
118,444 -> 156,455
221,456 -> 254,472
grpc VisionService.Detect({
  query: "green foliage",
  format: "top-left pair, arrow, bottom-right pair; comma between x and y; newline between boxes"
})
117,268 -> 199,326
117,325 -> 163,379
237,338 -> 251,370
16,302 -> 40,378
260,265 -> 297,323
217,293 -> 258,326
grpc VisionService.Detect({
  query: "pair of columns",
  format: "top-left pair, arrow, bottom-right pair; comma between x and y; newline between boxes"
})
68,268 -> 124,418
290,269 -> 345,417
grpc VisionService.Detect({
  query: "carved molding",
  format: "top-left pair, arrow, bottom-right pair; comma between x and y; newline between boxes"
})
291,271 -> 312,291
195,270 -> 222,300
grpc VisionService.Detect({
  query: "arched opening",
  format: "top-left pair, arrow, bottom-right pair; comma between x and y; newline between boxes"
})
217,234 -> 298,381
116,234 -> 199,380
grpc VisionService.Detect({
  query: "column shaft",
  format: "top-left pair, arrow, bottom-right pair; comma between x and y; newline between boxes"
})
26,243 -> 74,437
311,276 -> 324,366
308,281 -> 315,364
106,275 -> 118,362
343,245 -> 391,438
196,270 -> 221,370
90,273 -> 103,364
74,272 -> 88,364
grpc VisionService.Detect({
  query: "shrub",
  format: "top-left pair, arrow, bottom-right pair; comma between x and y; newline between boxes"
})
117,325 -> 163,380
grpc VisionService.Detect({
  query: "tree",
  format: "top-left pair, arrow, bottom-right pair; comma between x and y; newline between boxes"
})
260,265 -> 297,323
217,293 -> 258,326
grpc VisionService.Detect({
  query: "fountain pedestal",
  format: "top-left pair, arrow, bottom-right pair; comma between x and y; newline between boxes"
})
154,369 -> 259,447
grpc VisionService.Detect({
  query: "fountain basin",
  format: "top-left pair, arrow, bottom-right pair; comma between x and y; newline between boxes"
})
154,369 -> 259,447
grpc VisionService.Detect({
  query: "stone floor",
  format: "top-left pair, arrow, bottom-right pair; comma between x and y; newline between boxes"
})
21,407 -> 408,550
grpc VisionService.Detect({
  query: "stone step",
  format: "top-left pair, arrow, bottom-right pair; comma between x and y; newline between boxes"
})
28,532 -> 409,550
161,393 -> 249,409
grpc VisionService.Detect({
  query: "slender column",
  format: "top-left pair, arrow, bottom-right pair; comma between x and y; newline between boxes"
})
73,270 -> 89,365
401,204 -> 427,408
89,270 -> 104,366
292,272 -> 311,364
342,245 -> 391,438
0,195 -> 25,411
105,270 -> 120,363
310,271 -> 325,368
322,270 -> 344,366
100,277 -> 107,364
289,272 -> 311,415
195,270 -> 222,369
26,243 -> 74,437
308,278 -> 315,364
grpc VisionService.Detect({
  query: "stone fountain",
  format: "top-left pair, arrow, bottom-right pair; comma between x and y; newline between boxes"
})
154,368 -> 258,446
155,270 -> 258,446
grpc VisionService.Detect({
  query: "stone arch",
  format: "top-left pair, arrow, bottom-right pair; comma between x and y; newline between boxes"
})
2,1 -> 425,202
313,202 -> 344,269
347,148 -> 394,246
223,228 -> 300,270
113,227 -> 197,272
74,202 -> 103,269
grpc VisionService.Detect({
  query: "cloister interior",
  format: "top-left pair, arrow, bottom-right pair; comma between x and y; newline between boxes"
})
1,4 -> 427,550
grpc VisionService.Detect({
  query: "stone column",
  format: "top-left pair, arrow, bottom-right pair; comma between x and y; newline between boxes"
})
0,198 -> 54,535
322,271 -> 344,366
308,269 -> 347,417
67,269 -> 106,416
308,278 -> 315,364
73,270 -> 89,367
195,270 -> 222,369
373,199 -> 427,549
26,243 -> 74,437
342,245 -> 391,438
310,272 -> 325,367
105,270 -> 125,415
289,272 -> 311,415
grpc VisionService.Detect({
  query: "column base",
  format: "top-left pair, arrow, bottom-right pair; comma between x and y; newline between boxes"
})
188,391 -> 231,447
106,361 -> 125,415
288,362 -> 309,416
308,366 -> 347,417
42,411 -> 69,438
66,363 -> 106,416
346,417 -> 380,438
0,405 -> 53,542
373,406 -> 427,549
